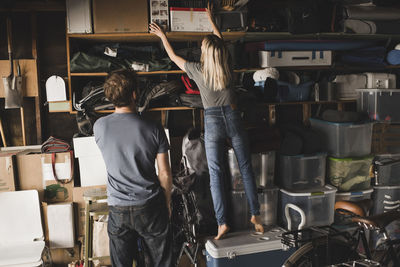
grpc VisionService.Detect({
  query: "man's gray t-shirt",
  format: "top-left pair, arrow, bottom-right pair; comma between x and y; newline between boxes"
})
184,61 -> 237,109
93,113 -> 169,206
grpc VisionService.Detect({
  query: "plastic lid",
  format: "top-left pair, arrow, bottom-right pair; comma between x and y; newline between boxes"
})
336,188 -> 373,196
280,185 -> 337,196
355,88 -> 400,92
205,228 -> 286,259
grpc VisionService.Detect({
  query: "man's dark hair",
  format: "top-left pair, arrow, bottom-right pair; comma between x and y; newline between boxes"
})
104,69 -> 136,107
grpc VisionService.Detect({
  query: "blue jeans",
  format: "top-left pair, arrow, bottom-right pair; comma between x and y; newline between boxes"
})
108,193 -> 172,267
204,105 -> 260,226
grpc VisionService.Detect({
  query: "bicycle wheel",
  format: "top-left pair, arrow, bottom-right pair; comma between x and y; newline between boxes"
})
283,238 -> 360,267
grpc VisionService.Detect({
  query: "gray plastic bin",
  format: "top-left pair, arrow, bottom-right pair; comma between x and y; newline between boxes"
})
374,154 -> 400,186
279,153 -> 327,190
279,185 -> 337,230
309,118 -> 373,158
335,188 -> 373,202
230,187 -> 278,231
228,149 -> 275,190
370,186 -> 400,248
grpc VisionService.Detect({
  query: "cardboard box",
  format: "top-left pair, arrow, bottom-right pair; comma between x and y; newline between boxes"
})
73,185 -> 107,237
170,7 -> 212,32
66,0 -> 92,33
73,136 -> 107,187
93,0 -> 148,33
0,152 -> 17,192
42,152 -> 74,203
150,0 -> 169,31
43,202 -> 75,249
16,149 -> 44,200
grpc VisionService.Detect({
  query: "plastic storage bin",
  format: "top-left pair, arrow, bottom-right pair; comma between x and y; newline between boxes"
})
205,228 -> 294,267
279,153 -> 327,190
356,89 -> 400,123
230,187 -> 278,231
279,185 -> 337,230
373,154 -> 400,186
370,186 -> 400,248
228,149 -> 275,190
335,188 -> 373,202
328,156 -> 373,192
309,118 -> 373,158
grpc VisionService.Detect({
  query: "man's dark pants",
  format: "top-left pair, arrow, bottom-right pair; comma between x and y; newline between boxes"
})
108,193 -> 172,267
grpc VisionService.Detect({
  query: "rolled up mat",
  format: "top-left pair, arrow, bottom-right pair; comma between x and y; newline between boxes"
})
387,49 -> 400,65
344,6 -> 400,20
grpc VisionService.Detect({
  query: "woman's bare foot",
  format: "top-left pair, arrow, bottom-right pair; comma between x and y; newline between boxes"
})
215,224 -> 230,240
251,215 -> 264,233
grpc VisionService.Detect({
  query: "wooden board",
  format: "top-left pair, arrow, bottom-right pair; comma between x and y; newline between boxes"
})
0,59 -> 38,97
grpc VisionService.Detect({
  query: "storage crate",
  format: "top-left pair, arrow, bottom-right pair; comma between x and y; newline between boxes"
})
279,185 -> 337,230
356,89 -> 400,123
230,187 -> 278,231
228,149 -> 275,190
372,123 -> 400,154
370,186 -> 400,248
373,154 -> 400,186
205,228 -> 294,267
310,118 -> 373,158
328,156 -> 373,192
279,153 -> 327,191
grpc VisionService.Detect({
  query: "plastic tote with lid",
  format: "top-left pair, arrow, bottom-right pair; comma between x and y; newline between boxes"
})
373,154 -> 400,186
309,118 -> 373,158
279,185 -> 337,230
205,228 -> 294,267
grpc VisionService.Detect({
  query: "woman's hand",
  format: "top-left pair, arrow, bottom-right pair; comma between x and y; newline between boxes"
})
149,22 -> 166,39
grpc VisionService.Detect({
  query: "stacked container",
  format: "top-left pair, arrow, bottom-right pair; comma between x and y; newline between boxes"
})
370,154 -> 400,248
277,149 -> 336,230
227,149 -> 278,231
309,118 -> 374,224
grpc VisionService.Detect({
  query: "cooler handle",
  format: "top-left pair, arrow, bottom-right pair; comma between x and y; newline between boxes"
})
285,203 -> 306,231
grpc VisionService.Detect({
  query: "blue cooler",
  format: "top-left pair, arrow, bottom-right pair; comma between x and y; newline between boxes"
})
205,228 -> 294,267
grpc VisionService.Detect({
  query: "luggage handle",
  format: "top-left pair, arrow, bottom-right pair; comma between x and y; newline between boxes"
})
285,203 -> 306,231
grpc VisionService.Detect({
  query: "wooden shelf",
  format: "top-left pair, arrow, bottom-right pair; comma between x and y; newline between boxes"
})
67,31 -> 245,42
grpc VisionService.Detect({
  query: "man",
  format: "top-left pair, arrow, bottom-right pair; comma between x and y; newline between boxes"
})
94,69 -> 172,267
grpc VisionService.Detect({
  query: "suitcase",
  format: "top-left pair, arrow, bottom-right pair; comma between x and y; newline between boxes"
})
258,51 -> 332,67
205,228 -> 294,267
66,0 -> 92,33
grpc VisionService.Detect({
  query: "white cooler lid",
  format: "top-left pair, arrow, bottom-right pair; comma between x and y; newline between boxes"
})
205,228 -> 286,259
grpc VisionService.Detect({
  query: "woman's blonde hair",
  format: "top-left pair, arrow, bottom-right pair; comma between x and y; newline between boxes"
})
200,35 -> 232,91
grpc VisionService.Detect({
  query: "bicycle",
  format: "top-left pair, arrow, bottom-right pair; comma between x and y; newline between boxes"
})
281,199 -> 400,266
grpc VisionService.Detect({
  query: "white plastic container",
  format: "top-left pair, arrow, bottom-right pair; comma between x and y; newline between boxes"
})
205,228 -> 294,267
228,149 -> 275,190
279,153 -> 327,191
258,50 -> 332,67
230,187 -> 278,231
309,118 -> 373,158
280,185 -> 337,230
66,0 -> 92,33
365,73 -> 396,89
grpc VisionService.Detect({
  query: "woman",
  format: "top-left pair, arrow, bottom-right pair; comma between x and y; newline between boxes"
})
149,4 -> 264,240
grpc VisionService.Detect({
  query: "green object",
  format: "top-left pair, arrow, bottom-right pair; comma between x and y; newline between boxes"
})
45,183 -> 68,201
328,156 -> 373,192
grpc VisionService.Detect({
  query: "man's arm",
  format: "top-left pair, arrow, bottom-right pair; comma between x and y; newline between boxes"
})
156,152 -> 172,218
149,23 -> 187,71
206,2 -> 222,39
